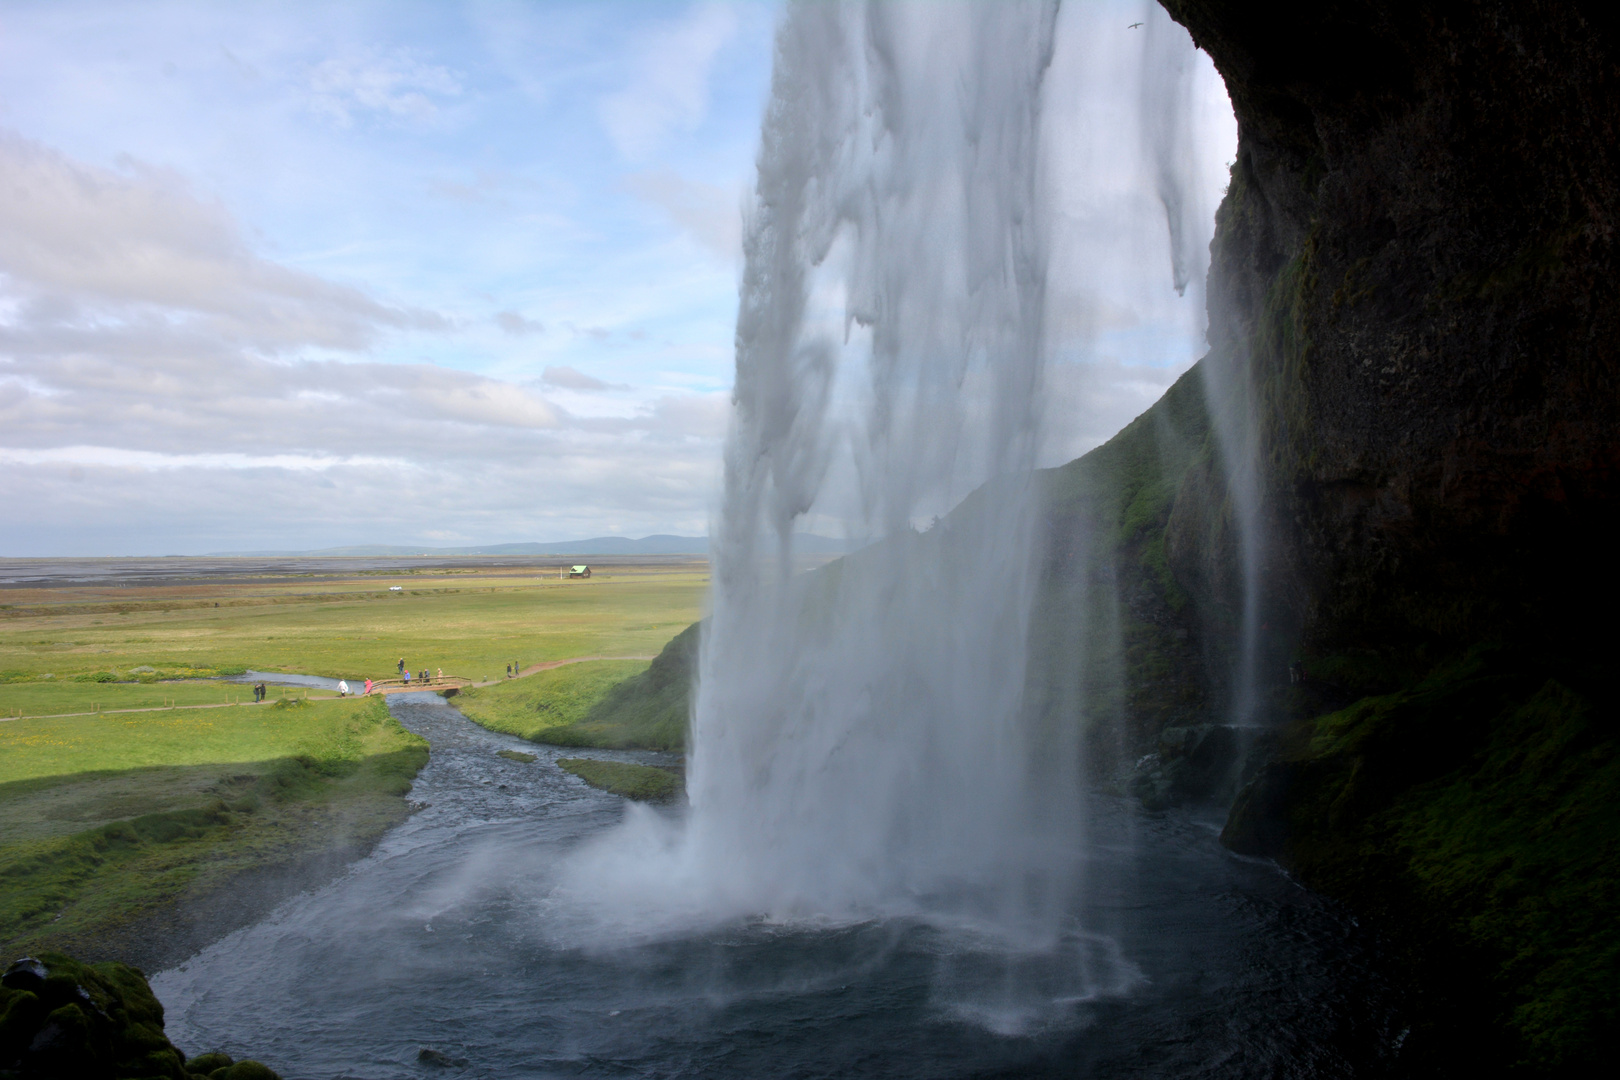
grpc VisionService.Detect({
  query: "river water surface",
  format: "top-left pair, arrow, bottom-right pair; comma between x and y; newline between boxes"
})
152,695 -> 1404,1079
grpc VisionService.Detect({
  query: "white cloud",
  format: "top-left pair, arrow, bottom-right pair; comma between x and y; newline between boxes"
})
306,47 -> 463,128
495,310 -> 544,335
599,3 -> 739,161
0,130 -> 444,350
542,365 -> 629,392
0,129 -> 735,554
0,446 -> 403,471
624,169 -> 742,262
428,379 -> 558,429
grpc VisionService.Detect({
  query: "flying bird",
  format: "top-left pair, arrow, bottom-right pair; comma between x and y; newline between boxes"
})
1129,22 -> 1144,29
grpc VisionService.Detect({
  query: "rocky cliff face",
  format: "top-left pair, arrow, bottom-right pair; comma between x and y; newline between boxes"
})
1157,1 -> 1620,1072
615,9 -> 1618,1062
1164,0 -> 1619,658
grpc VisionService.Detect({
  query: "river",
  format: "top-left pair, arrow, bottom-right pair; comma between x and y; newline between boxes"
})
151,694 -> 1405,1079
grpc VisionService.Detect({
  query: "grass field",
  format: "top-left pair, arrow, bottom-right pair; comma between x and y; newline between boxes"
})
0,556 -> 705,965
0,679 -> 312,719
0,695 -> 427,963
0,560 -> 708,716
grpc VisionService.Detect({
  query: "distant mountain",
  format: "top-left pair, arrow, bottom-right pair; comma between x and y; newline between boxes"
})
208,534 -> 856,557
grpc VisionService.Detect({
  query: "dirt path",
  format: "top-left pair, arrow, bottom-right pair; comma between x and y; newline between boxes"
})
1,698 -> 278,722
463,654 -> 651,689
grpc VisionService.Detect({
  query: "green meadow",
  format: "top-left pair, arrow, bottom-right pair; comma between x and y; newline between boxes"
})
0,679 -> 305,720
0,558 -> 706,962
0,561 -> 707,714
0,696 -> 426,963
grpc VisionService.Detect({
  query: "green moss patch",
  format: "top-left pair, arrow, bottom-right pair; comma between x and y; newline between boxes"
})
0,951 -> 282,1078
1224,646 -> 1619,1072
556,758 -> 681,802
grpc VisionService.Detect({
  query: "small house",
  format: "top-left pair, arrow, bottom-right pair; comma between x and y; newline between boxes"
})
569,565 -> 591,579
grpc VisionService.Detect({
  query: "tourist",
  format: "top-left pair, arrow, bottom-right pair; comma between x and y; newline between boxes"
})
364,677 -> 373,695
437,667 -> 443,683
397,658 -> 405,676
338,680 -> 349,697
505,663 -> 512,678
403,669 -> 411,686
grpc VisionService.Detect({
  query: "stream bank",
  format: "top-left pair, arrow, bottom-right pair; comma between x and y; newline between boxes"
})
152,693 -> 1405,1079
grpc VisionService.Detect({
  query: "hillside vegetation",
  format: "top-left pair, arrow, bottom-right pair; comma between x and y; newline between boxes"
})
0,696 -> 427,968
452,623 -> 699,751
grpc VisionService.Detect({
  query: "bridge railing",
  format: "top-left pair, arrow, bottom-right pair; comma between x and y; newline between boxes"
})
364,675 -> 475,694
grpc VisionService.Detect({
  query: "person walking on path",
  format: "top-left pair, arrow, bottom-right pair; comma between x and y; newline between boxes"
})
403,669 -> 411,687
338,680 -> 350,697
364,677 -> 373,696
437,667 -> 443,683
505,663 -> 512,678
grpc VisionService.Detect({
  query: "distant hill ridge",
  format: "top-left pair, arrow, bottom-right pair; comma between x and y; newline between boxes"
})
208,534 -> 853,557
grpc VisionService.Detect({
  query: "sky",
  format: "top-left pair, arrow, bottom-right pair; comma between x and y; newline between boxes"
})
0,1 -> 1234,556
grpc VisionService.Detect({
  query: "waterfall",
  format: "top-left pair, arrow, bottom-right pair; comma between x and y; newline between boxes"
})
556,0 -> 1234,1023
686,0 -> 1064,929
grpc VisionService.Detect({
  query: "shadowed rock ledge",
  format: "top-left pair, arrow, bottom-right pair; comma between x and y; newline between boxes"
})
1157,1 -> 1620,1072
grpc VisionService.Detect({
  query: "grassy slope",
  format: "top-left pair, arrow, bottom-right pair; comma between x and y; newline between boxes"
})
453,622 -> 700,751
452,660 -> 652,744
0,696 -> 427,962
557,758 -> 681,801
1028,364 -> 1215,772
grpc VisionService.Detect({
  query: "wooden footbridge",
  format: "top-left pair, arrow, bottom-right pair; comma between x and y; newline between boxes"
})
366,675 -> 475,695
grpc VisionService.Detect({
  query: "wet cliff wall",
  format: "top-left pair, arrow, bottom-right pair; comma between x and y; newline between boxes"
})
1158,0 -> 1620,1072
1164,0 -> 1619,661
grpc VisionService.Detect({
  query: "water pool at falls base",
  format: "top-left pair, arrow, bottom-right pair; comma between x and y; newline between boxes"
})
152,696 -> 1404,1079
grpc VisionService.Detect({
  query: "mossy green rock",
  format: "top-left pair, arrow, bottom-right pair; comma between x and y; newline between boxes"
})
1222,647 -> 1619,1072
211,1062 -> 279,1080
0,952 -> 185,1078
0,953 -> 281,1080
183,1051 -> 233,1074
